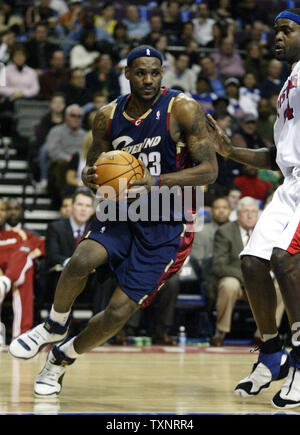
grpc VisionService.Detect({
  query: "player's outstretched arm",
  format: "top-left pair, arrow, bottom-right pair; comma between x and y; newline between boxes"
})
81,104 -> 113,191
207,114 -> 277,170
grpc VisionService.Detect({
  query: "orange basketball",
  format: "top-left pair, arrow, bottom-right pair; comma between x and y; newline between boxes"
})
94,151 -> 144,200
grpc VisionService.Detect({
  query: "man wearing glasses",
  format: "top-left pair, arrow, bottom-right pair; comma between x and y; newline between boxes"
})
45,104 -> 86,207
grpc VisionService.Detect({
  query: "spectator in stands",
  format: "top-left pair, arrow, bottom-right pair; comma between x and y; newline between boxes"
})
211,0 -> 236,33
224,77 -> 244,121
209,196 -> 259,346
25,0 -> 58,31
112,22 -> 130,60
82,91 -> 108,130
0,198 -> 45,343
231,113 -> 267,150
85,53 -> 121,102
191,197 -> 231,304
226,185 -> 242,222
0,44 -> 40,102
25,22 -> 60,76
256,98 -> 274,148
0,0 -> 24,35
59,0 -> 85,35
199,56 -> 226,97
186,39 -> 201,76
59,196 -> 73,218
236,20 -> 270,56
70,29 -> 99,74
259,59 -> 284,100
94,2 -> 117,36
162,52 -> 196,94
232,0 -> 270,30
243,41 -> 269,83
192,2 -> 215,47
142,14 -> 163,47
154,35 -> 175,75
36,92 -> 66,192
239,72 -> 261,117
122,4 -> 150,43
233,164 -> 273,202
59,67 -> 93,107
62,11 -> 114,54
190,75 -> 216,116
0,28 -> 16,65
177,20 -> 195,47
162,0 -> 181,43
39,50 -> 70,100
45,104 -> 86,208
45,190 -> 98,315
211,37 -> 245,78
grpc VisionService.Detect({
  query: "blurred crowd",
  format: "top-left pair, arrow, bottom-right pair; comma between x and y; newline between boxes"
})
0,0 -> 290,346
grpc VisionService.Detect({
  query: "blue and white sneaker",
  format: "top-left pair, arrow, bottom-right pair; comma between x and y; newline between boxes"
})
235,344 -> 290,397
9,316 -> 70,360
272,347 -> 300,409
34,343 -> 75,398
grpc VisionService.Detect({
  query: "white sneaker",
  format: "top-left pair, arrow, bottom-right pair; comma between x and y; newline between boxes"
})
0,276 -> 11,304
272,348 -> 300,409
34,345 -> 75,398
9,316 -> 70,360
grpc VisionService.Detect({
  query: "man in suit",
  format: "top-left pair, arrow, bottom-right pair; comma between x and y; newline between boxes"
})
209,196 -> 259,346
45,189 -> 95,307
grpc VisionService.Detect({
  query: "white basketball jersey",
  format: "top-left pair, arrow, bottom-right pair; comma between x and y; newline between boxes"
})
274,60 -> 300,177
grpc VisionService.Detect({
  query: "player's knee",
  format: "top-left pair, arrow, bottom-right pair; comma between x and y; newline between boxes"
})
241,255 -> 261,279
270,248 -> 294,277
65,251 -> 93,278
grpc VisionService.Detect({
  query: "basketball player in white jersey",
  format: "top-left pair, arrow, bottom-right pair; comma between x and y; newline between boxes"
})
208,8 -> 300,409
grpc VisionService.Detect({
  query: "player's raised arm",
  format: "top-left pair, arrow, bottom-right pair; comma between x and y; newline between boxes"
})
207,114 -> 278,170
81,103 -> 113,191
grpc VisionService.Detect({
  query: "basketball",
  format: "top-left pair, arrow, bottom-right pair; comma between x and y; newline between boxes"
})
94,150 -> 144,200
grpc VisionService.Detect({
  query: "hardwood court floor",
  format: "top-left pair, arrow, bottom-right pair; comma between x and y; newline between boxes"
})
0,344 -> 299,415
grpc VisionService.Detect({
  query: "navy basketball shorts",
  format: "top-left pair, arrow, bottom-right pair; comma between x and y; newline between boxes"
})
84,218 -> 194,308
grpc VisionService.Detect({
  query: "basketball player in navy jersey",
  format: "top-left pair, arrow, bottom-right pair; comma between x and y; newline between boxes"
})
9,46 -> 218,397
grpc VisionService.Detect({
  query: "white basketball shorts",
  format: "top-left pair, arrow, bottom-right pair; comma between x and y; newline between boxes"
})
240,173 -> 300,260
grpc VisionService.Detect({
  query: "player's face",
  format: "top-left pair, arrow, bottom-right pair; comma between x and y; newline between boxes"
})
125,58 -> 163,101
0,201 -> 7,227
274,19 -> 300,64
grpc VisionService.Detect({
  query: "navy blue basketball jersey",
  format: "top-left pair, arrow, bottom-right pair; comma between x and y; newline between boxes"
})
108,87 -> 193,176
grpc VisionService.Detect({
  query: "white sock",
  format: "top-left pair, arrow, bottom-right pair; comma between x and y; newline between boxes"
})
261,333 -> 278,342
49,305 -> 70,326
59,337 -> 80,359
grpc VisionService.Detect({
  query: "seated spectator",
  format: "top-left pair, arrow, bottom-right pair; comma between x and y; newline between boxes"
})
224,77 -> 244,120
209,196 -> 259,346
231,113 -> 267,150
0,0 -> 24,34
25,0 -> 57,31
25,22 -> 60,76
259,59 -> 284,100
232,1 -> 270,30
186,39 -> 201,76
70,29 -> 99,74
59,67 -> 93,107
112,22 -> 130,60
94,2 -> 117,36
176,20 -> 196,47
0,44 -> 40,102
44,104 -> 86,208
192,2 -> 215,47
211,0 -> 236,34
233,165 -> 273,202
236,20 -> 271,56
36,92 -> 66,192
154,35 -> 175,75
211,37 -> 245,79
162,53 -> 196,93
226,185 -> 242,222
162,0 -> 181,44
141,14 -> 163,47
82,91 -> 108,130
59,0 -> 85,34
0,198 -> 45,344
85,53 -> 121,102
122,4 -> 150,43
45,190 -> 100,316
59,196 -> 73,219
0,28 -> 17,65
200,56 -> 226,97
39,50 -> 70,100
190,75 -> 216,115
239,72 -> 261,117
191,197 -> 232,312
243,41 -> 269,83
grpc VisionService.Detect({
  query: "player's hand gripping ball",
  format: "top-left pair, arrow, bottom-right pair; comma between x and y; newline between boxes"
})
94,150 -> 144,200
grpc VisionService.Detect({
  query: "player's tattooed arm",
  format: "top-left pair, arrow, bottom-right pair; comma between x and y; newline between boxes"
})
82,104 -> 113,191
